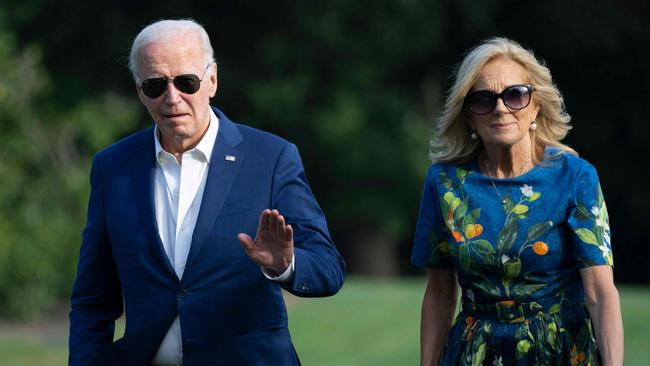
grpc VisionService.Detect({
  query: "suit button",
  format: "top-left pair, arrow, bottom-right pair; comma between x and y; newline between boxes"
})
178,288 -> 188,298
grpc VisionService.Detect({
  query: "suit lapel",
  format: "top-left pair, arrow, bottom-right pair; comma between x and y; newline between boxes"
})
185,108 -> 245,270
130,128 -> 176,277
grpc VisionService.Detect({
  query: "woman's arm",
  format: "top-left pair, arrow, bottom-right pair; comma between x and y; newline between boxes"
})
580,265 -> 624,366
421,268 -> 458,366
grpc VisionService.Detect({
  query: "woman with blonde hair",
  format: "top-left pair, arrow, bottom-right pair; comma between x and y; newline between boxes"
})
412,37 -> 623,365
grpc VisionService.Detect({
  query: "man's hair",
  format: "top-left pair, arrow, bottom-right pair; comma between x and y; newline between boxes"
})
128,19 -> 215,83
431,37 -> 575,164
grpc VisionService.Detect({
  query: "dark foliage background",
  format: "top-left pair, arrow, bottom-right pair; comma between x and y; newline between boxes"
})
0,0 -> 647,317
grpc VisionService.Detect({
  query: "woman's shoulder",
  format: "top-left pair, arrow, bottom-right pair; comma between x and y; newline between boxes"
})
542,146 -> 597,175
426,160 -> 475,179
429,158 -> 476,171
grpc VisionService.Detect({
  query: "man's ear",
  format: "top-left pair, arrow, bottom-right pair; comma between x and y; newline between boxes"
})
209,63 -> 218,98
136,85 -> 146,105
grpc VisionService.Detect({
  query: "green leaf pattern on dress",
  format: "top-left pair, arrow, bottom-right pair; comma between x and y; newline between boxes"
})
572,184 -> 613,265
421,162 -> 605,365
430,169 -> 555,299
450,310 -> 598,365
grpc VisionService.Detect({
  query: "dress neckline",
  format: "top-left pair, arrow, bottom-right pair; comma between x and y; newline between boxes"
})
467,146 -> 556,182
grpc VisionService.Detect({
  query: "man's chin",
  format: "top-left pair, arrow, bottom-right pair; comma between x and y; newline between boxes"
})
173,132 -> 190,140
158,126 -> 189,140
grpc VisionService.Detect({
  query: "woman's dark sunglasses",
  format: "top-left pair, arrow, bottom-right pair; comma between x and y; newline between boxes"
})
139,64 -> 211,99
465,84 -> 534,115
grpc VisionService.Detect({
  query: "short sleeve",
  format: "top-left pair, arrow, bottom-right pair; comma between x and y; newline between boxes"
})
567,163 -> 613,267
411,165 -> 453,268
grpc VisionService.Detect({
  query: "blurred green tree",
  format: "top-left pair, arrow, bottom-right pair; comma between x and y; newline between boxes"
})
0,0 -> 648,320
0,12 -> 138,317
235,1 -> 444,274
7,0 -> 445,276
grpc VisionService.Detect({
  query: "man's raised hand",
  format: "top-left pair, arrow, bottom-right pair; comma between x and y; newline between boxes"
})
238,209 -> 294,275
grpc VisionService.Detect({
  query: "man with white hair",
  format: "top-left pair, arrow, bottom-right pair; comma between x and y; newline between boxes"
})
69,19 -> 345,366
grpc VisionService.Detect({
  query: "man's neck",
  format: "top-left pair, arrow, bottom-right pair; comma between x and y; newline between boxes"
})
159,121 -> 211,164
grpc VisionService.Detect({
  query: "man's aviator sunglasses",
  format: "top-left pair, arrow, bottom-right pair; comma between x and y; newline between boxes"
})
465,84 -> 534,115
139,64 -> 211,99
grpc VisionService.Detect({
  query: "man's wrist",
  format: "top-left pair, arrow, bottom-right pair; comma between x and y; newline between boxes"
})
261,254 -> 295,284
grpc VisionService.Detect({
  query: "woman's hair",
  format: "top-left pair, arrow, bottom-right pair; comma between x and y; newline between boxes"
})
431,37 -> 575,163
128,19 -> 215,83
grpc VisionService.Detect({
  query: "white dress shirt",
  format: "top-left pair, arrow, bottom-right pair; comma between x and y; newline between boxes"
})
151,109 -> 294,366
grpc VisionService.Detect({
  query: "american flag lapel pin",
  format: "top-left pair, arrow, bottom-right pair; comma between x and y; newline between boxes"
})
225,155 -> 236,162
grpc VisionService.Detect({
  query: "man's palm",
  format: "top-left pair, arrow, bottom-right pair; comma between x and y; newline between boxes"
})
238,209 -> 294,275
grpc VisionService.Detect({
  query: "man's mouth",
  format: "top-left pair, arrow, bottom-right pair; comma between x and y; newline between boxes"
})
164,113 -> 187,118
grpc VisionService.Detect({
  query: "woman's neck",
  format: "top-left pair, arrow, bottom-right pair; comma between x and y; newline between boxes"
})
480,142 -> 537,178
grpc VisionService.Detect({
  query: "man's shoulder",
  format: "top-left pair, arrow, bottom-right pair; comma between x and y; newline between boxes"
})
234,122 -> 291,151
216,108 -> 293,156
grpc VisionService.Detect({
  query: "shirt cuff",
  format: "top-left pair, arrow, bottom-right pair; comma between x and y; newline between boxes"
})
261,254 -> 295,284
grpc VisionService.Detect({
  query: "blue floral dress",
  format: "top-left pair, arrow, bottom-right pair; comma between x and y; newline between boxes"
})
411,148 -> 612,365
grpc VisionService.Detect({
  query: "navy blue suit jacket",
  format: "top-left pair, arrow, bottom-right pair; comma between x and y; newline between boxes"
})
69,107 -> 345,365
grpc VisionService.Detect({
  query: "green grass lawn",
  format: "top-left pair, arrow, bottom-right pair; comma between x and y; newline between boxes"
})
288,278 -> 424,366
1,278 -> 648,365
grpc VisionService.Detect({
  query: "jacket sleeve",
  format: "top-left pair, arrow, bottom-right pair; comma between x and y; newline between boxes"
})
69,155 -> 123,366
270,143 -> 345,297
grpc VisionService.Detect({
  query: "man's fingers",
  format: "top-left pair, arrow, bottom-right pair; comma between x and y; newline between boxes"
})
275,214 -> 286,236
237,233 -> 255,252
269,209 -> 280,234
238,233 -> 267,265
252,209 -> 293,249
239,214 -> 293,269
283,224 -> 293,243
258,209 -> 271,234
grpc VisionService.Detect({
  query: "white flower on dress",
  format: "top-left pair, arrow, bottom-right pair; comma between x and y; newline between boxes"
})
595,214 -> 610,232
600,244 -> 611,259
492,355 -> 503,366
466,289 -> 475,303
501,254 -> 510,264
520,184 -> 534,197
604,231 -> 611,246
591,206 -> 600,217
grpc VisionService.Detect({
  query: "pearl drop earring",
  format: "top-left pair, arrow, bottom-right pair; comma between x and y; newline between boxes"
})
530,121 -> 538,131
471,131 -> 478,140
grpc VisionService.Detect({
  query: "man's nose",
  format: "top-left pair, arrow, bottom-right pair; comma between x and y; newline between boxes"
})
162,80 -> 182,104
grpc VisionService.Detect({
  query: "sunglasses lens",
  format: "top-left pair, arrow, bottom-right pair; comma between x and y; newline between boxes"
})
140,74 -> 203,98
503,85 -> 531,110
467,85 -> 533,114
173,75 -> 201,94
468,91 -> 496,115
141,78 -> 167,98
